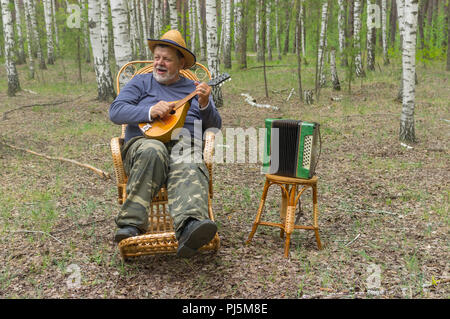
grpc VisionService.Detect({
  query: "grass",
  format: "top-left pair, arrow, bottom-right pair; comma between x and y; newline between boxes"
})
0,52 -> 448,299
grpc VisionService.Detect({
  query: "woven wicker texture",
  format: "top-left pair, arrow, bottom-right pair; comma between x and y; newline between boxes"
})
110,61 -> 219,259
246,174 -> 322,258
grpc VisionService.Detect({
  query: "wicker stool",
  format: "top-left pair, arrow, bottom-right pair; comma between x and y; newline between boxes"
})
246,174 -> 322,258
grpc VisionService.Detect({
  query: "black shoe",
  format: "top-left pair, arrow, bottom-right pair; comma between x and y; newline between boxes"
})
114,226 -> 141,243
177,219 -> 217,258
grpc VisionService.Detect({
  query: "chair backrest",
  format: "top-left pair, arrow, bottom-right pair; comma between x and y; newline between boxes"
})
115,61 -> 212,139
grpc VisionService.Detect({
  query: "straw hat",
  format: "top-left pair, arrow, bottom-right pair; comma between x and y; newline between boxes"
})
148,30 -> 196,69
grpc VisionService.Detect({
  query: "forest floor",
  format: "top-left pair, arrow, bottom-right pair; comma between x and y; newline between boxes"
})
0,54 -> 448,299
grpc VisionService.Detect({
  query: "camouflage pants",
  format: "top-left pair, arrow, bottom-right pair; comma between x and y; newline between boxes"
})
115,136 -> 210,239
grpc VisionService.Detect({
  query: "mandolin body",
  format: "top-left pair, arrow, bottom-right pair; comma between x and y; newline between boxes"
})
138,101 -> 191,143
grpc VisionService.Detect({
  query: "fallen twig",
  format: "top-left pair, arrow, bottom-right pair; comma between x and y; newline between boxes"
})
345,233 -> 360,247
0,139 -> 111,180
286,88 -> 295,101
241,93 -> 279,111
7,230 -> 64,244
1,94 -> 86,121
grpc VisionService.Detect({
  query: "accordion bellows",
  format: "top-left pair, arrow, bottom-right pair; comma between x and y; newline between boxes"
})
262,119 -> 320,179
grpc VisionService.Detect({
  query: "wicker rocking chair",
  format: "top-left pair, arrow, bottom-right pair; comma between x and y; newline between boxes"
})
110,61 -> 220,259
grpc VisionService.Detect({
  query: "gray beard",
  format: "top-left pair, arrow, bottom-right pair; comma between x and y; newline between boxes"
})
153,71 -> 178,85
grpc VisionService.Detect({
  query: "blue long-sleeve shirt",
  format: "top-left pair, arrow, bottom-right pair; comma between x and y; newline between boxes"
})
109,73 -> 222,143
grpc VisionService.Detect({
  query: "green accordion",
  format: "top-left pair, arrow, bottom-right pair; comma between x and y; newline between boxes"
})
262,118 -> 321,179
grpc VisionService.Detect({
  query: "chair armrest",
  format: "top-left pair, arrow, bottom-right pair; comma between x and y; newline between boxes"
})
111,137 -> 128,204
203,131 -> 215,198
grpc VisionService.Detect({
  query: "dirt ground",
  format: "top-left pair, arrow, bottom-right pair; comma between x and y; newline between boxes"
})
0,58 -> 448,299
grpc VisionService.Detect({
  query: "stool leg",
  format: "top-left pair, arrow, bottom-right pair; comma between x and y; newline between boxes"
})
283,185 -> 297,258
246,179 -> 270,244
279,184 -> 289,239
312,183 -> 322,250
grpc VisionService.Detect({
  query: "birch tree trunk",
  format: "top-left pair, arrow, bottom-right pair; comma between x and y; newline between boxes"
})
274,0 -> 281,60
330,47 -> 341,90
139,0 -> 150,58
366,0 -> 375,71
189,0 -> 196,53
51,0 -> 59,49
266,0 -> 272,61
89,0 -> 116,101
256,0 -> 263,62
25,0 -> 46,69
283,1 -> 293,55
13,0 -> 26,64
23,0 -> 35,79
399,0 -> 418,143
381,0 -> 389,64
223,0 -> 232,68
153,0 -> 162,38
338,0 -> 347,66
300,0 -> 306,58
1,0 -> 20,96
396,0 -> 405,50
316,0 -> 329,90
196,0 -> 206,61
43,0 -> 55,64
205,0 -> 223,107
354,0 -> 365,77
110,0 -> 133,86
168,0 -> 177,29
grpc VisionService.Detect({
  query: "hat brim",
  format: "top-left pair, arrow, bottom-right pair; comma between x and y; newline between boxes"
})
148,39 -> 196,69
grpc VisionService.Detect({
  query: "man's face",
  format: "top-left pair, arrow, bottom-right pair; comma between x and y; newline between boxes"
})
153,46 -> 185,85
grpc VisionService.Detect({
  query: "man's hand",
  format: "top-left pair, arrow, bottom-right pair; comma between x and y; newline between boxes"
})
194,81 -> 211,108
150,101 -> 176,119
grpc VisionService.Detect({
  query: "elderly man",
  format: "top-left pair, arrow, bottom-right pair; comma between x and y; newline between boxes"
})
109,30 -> 222,258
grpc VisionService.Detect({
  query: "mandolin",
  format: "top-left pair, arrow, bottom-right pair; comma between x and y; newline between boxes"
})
138,73 -> 230,143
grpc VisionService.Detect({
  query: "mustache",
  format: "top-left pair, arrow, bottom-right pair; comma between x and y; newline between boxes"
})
155,66 -> 168,71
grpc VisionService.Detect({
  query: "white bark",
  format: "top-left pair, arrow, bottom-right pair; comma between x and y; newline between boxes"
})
338,0 -> 345,60
205,0 -> 219,77
381,0 -> 389,64
88,0 -> 116,101
139,0 -> 150,58
168,0 -> 177,29
1,0 -> 20,95
189,0 -> 197,52
275,0 -> 281,60
330,48 -> 340,91
399,0 -> 418,142
43,0 -> 55,64
255,1 -> 261,60
110,0 -> 133,81
234,0 -> 241,56
223,0 -> 232,68
366,0 -> 375,71
396,0 -> 405,50
25,0 -> 46,69
353,0 -> 365,77
266,0 -> 272,61
299,0 -> 305,57
51,0 -> 59,48
153,0 -> 162,38
13,0 -> 26,64
317,1 -> 328,88
23,0 -> 34,78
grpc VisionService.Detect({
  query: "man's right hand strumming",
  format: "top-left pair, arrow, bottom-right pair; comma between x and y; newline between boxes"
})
150,101 -> 176,120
